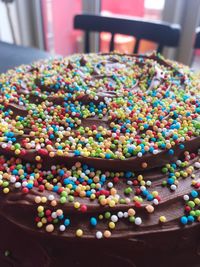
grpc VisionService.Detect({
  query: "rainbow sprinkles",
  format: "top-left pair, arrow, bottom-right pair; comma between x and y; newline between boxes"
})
0,52 -> 199,239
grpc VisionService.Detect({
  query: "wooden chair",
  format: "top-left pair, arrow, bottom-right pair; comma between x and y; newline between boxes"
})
74,14 -> 181,54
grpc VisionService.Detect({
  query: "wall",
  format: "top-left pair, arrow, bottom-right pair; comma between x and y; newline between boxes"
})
0,1 -> 20,44
41,0 -> 82,55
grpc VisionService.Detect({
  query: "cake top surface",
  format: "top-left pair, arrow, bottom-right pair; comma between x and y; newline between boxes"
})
0,52 -> 199,171
0,52 -> 199,240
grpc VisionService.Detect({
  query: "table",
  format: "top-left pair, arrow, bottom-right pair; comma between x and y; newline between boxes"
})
0,41 -> 51,73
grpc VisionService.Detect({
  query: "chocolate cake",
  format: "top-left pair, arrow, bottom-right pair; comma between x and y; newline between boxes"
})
0,52 -> 199,267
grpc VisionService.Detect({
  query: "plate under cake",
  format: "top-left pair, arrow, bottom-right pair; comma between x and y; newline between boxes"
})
0,52 -> 199,267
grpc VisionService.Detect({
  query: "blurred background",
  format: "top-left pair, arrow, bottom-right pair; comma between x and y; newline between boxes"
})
0,0 -> 200,69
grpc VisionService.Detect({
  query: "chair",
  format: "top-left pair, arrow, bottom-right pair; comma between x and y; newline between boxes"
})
191,27 -> 200,68
74,14 -> 181,54
0,41 -> 50,73
194,27 -> 200,49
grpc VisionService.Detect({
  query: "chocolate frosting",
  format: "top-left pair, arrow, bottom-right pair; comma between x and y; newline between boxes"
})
0,52 -> 199,266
